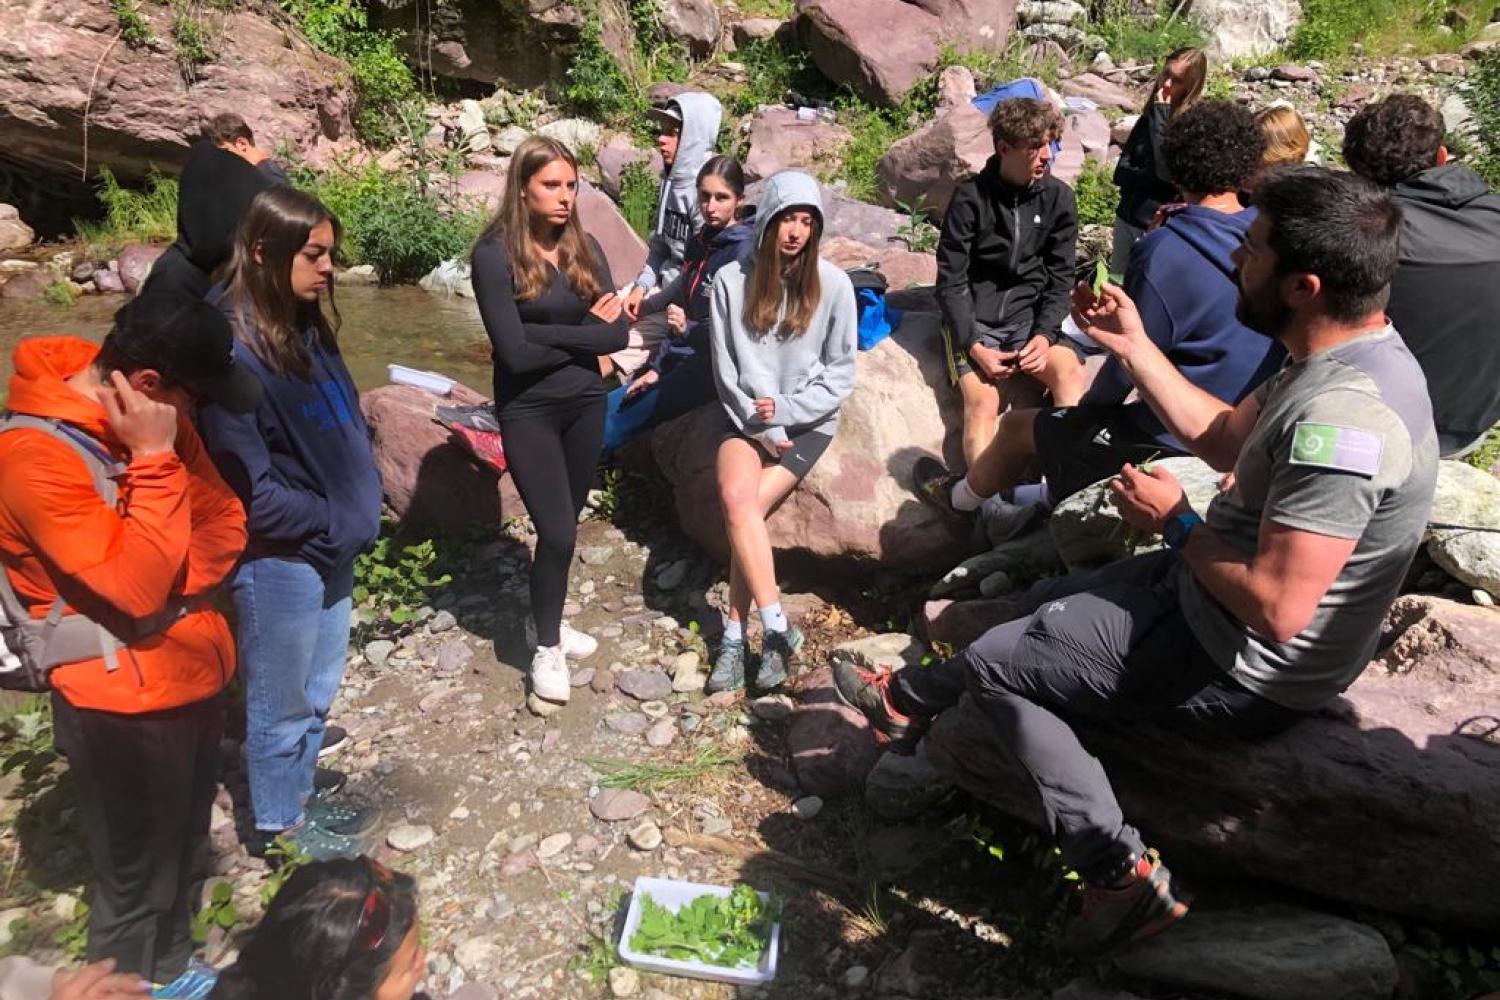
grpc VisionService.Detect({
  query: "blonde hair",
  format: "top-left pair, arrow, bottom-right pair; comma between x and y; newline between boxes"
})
743,207 -> 822,339
1256,105 -> 1310,170
476,136 -> 602,303
1149,47 -> 1208,117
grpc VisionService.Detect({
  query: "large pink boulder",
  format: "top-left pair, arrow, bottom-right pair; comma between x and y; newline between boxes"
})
1059,72 -> 1140,112
117,244 -> 165,294
360,382 -> 526,532
744,107 -> 853,183
923,594 -> 1500,930
875,101 -> 992,221
796,0 -> 1019,107
820,235 -> 935,289
0,0 -> 352,184
787,666 -> 882,797
621,311 -> 966,575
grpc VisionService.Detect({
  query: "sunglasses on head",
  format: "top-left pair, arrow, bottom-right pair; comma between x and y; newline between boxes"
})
351,856 -> 395,954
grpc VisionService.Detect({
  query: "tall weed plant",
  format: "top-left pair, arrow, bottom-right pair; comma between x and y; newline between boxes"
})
74,167 -> 179,257
280,0 -> 420,146
1467,49 -> 1500,188
1089,0 -> 1207,64
1290,0 -> 1498,58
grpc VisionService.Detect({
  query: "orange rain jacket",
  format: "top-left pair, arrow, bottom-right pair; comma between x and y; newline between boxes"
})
0,337 -> 246,713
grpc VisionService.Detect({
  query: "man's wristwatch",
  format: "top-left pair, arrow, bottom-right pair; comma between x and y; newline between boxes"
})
1163,512 -> 1204,550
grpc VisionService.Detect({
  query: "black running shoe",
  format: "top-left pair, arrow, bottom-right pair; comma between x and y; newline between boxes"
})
912,456 -> 970,522
830,650 -> 914,747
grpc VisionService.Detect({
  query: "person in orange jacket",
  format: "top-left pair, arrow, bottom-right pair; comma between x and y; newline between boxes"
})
0,294 -> 259,984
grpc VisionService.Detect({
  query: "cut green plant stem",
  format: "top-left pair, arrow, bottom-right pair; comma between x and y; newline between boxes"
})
629,885 -> 775,969
589,746 -> 737,792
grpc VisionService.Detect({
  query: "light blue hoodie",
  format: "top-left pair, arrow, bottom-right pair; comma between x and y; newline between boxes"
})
634,91 -> 723,291
709,171 -> 858,453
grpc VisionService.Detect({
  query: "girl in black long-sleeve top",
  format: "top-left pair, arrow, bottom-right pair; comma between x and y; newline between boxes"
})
470,135 -> 629,707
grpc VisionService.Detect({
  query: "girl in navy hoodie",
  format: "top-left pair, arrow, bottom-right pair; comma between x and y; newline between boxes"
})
603,155 -> 754,452
199,187 -> 383,860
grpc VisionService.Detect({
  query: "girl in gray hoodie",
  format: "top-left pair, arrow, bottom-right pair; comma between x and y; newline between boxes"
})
706,170 -> 858,694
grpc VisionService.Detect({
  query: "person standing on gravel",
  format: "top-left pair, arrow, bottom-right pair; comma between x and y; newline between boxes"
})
198,188 -> 384,861
470,136 -> 630,708
835,168 -> 1436,955
706,170 -> 858,694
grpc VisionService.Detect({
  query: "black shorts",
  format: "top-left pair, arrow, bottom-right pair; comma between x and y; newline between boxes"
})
1032,404 -> 1181,505
719,419 -> 834,480
941,322 -> 1028,384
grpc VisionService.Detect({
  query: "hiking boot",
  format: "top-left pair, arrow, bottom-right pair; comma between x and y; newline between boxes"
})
314,766 -> 347,796
317,724 -> 348,759
1064,849 -> 1190,956
530,644 -> 571,704
913,456 -> 970,522
753,625 -> 804,692
706,638 -> 747,694
977,494 -> 1048,547
306,793 -> 382,837
249,817 -> 372,864
831,650 -> 913,748
559,621 -> 598,661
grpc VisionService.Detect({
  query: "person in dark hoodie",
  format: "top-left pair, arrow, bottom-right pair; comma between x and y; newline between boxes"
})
1110,47 -> 1207,272
1343,94 -> 1500,457
607,92 -> 724,377
198,188 -> 384,861
936,96 -> 1086,470
139,126 -> 274,300
602,155 -> 754,452
914,101 -> 1284,533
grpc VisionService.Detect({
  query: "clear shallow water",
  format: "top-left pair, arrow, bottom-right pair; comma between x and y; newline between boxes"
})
0,284 -> 496,395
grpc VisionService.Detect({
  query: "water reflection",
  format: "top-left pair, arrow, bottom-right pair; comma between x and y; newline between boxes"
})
0,284 -> 494,393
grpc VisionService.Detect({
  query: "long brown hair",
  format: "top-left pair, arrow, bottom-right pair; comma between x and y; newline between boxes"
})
477,136 -> 602,302
1256,104 -> 1310,171
744,206 -> 823,339
220,187 -> 341,380
1148,47 -> 1208,117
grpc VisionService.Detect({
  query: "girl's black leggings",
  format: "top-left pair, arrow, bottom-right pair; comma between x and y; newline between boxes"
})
499,395 -> 605,648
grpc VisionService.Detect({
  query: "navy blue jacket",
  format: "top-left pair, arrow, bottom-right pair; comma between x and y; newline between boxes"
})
198,297 -> 382,577
1085,204 -> 1285,449
643,210 -> 755,375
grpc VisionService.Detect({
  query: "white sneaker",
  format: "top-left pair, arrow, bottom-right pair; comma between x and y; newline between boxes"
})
559,621 -> 598,660
530,645 -> 571,704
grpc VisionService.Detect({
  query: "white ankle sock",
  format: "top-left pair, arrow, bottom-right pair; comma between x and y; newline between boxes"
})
759,602 -> 788,633
950,476 -> 984,512
723,617 -> 744,643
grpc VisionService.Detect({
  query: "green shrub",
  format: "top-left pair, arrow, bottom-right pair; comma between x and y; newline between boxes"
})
1469,49 -> 1500,188
111,0 -> 153,47
43,280 -> 76,308
619,159 -> 660,239
727,35 -> 830,116
74,167 -> 179,257
560,11 -> 644,126
170,0 -> 214,83
280,0 -> 420,146
353,527 -> 453,633
1289,0 -> 1498,59
1073,158 -> 1120,229
1090,0 -> 1208,65
834,102 -> 906,203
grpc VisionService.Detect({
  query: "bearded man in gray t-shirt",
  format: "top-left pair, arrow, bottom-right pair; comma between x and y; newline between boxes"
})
832,167 -> 1437,955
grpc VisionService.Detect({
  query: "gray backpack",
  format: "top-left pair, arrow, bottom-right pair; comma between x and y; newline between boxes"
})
0,414 -> 139,691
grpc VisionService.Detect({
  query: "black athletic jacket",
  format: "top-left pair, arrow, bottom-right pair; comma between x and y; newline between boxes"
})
936,158 -> 1078,351
1386,163 -> 1500,455
1112,103 -> 1176,230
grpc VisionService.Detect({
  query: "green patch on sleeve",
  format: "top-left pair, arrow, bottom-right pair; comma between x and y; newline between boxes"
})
1290,422 -> 1384,476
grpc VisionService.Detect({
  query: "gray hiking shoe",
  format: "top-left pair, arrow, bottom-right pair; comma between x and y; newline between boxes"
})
754,625 -> 804,692
706,638 -> 748,694
306,793 -> 382,837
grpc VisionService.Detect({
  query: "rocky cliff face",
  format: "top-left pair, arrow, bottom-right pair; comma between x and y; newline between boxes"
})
0,0 -> 354,190
370,0 -> 594,91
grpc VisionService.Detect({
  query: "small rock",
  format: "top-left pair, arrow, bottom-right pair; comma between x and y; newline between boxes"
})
608,966 -> 640,997
1273,63 -> 1319,82
791,795 -> 824,820
679,713 -> 702,734
590,667 -> 616,693
508,833 -> 538,854
640,700 -> 669,719
579,580 -> 596,596
605,712 -> 650,735
526,693 -> 564,717
590,789 -> 651,822
618,669 -> 673,701
627,821 -> 663,851
449,805 -> 471,821
429,609 -> 457,633
703,691 -> 739,709
454,936 -> 497,970
536,832 -> 573,859
671,651 -> 705,693
654,560 -> 687,590
1473,589 -> 1495,607
435,638 -> 475,675
364,639 -> 395,667
702,816 -> 732,837
498,851 -> 536,878
387,824 -> 436,852
1245,64 -> 1272,81
751,695 -> 794,722
646,718 -> 677,747
580,546 -> 614,566
844,965 -> 870,989
571,666 -> 596,688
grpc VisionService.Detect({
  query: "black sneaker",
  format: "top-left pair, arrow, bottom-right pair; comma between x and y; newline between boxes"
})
1064,849 -> 1190,955
314,767 -> 347,796
318,724 -> 348,759
706,638 -> 747,694
912,456 -> 969,522
753,626 -> 804,692
830,650 -> 914,748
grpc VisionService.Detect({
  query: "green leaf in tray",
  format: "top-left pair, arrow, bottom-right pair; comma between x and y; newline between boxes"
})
629,885 -> 776,969
1092,257 -> 1109,298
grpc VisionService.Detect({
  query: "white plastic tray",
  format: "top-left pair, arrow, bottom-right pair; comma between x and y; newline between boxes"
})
386,364 -> 454,395
617,876 -> 780,986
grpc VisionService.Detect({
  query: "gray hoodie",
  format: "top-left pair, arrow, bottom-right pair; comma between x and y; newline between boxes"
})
709,171 -> 858,453
633,92 -> 723,291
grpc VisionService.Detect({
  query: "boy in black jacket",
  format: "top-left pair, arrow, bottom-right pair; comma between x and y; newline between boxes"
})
936,97 -> 1084,468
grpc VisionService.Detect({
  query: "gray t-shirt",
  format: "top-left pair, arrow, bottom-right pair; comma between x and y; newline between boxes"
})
1177,326 -> 1438,711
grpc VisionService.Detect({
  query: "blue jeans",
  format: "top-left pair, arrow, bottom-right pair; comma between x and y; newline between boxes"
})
601,353 -> 718,454
231,557 -> 354,832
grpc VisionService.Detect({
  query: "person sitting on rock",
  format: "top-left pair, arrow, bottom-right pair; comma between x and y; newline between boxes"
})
914,101 -> 1286,536
208,857 -> 426,1000
1110,47 -> 1206,272
602,154 -> 755,454
936,96 -> 1086,470
1343,93 -> 1500,458
607,91 -> 724,379
204,111 -> 293,187
834,167 -> 1437,955
707,171 -> 858,694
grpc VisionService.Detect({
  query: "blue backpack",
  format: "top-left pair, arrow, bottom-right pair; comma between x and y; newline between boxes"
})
972,78 -> 1064,158
847,266 -> 903,351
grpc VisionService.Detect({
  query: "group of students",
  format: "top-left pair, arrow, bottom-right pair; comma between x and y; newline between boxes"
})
4,49 -> 1500,994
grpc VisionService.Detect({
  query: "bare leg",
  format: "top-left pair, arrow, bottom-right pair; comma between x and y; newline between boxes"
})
958,371 -> 1002,470
1037,344 -> 1087,407
966,406 -> 1042,499
717,436 -> 800,618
